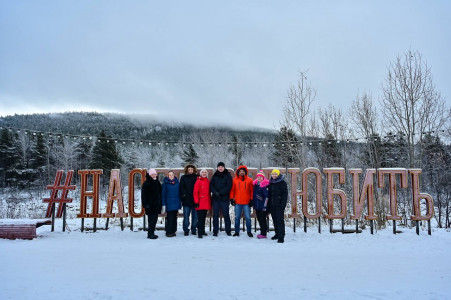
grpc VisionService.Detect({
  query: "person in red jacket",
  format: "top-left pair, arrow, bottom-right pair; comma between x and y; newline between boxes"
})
193,169 -> 212,238
229,165 -> 254,237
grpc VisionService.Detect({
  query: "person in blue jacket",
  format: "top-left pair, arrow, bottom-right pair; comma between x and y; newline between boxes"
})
252,170 -> 270,239
162,170 -> 182,237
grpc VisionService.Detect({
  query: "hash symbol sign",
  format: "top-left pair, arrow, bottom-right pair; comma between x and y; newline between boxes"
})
43,170 -> 76,218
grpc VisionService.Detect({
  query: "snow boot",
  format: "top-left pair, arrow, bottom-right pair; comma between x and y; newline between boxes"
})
213,232 -> 218,237
233,232 -> 239,237
271,235 -> 279,240
247,232 -> 253,237
184,232 -> 189,236
198,233 -> 203,239
226,232 -> 232,236
277,238 -> 284,243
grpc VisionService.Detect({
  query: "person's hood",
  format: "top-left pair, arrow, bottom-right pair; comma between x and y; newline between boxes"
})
270,174 -> 285,184
183,164 -> 197,174
235,165 -> 248,176
164,176 -> 179,184
253,178 -> 270,188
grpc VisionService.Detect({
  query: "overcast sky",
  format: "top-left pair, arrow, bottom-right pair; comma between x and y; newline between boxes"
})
1,1 -> 450,130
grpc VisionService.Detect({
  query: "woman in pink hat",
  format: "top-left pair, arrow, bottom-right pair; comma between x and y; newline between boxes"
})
252,170 -> 270,238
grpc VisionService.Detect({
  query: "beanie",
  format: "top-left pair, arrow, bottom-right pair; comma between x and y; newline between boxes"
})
217,162 -> 225,168
148,168 -> 157,176
257,170 -> 265,179
271,169 -> 280,176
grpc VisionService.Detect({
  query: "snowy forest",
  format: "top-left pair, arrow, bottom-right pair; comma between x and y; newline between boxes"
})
1,50 -> 450,229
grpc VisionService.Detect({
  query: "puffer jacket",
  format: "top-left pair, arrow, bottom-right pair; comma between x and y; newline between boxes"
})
229,165 -> 254,205
252,179 -> 269,210
162,176 -> 182,211
268,174 -> 288,210
210,168 -> 233,202
141,173 -> 162,214
180,165 -> 198,207
193,176 -> 212,210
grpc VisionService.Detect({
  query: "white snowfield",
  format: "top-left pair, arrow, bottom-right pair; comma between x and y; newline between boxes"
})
1,221 -> 450,300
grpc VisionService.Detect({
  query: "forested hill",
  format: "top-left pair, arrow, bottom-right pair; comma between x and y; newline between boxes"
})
0,112 -> 276,142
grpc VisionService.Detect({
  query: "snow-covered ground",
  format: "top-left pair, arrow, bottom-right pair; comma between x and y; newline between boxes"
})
1,220 -> 450,300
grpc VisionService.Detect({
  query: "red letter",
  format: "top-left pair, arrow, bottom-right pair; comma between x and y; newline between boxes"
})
349,169 -> 377,220
378,169 -> 408,221
77,169 -> 102,218
128,168 -> 147,218
409,169 -> 434,221
103,169 -> 128,218
324,168 -> 346,219
299,168 -> 322,219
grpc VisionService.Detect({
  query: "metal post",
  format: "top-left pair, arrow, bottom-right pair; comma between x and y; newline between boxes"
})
370,220 -> 374,235
81,218 -> 84,232
62,203 -> 66,232
341,218 -> 344,234
393,220 -> 396,235
105,218 -> 109,230
304,216 -> 307,233
329,219 -> 333,233
293,218 -> 296,233
130,217 -> 133,231
428,220 -> 431,236
94,218 -> 97,232
356,220 -> 359,234
51,203 -> 55,232
318,217 -> 321,234
120,217 -> 124,231
416,220 -> 420,235
255,218 -> 257,232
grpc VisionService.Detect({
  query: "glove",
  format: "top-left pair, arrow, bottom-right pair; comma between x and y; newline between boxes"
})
249,200 -> 254,208
195,203 -> 199,209
230,199 -> 236,206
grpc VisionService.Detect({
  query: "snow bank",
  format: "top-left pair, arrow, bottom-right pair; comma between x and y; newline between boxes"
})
0,220 -> 450,300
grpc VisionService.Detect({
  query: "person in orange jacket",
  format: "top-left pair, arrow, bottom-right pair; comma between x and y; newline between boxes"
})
229,165 -> 254,237
193,169 -> 212,238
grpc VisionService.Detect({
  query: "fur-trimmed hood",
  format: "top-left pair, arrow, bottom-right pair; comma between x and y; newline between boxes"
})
183,164 -> 197,174
253,178 -> 270,188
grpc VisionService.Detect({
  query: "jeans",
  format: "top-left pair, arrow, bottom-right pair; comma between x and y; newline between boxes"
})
183,206 -> 198,234
235,204 -> 251,233
212,200 -> 231,234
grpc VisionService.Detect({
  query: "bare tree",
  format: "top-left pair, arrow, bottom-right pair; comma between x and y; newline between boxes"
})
381,49 -> 448,168
280,70 -> 316,169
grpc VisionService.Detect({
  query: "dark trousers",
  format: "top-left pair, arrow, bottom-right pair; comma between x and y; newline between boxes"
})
212,200 -> 231,234
256,210 -> 268,236
165,210 -> 178,234
271,206 -> 285,238
147,212 -> 159,236
197,210 -> 208,235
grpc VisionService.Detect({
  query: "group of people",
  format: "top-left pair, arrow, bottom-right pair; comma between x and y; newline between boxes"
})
141,162 -> 288,243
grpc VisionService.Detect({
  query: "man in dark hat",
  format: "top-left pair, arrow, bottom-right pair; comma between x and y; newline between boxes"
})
180,164 -> 198,236
210,162 -> 233,236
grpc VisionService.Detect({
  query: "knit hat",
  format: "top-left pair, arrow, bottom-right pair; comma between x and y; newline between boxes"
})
217,162 -> 225,168
148,168 -> 157,176
271,169 -> 280,176
257,170 -> 265,178
199,169 -> 208,176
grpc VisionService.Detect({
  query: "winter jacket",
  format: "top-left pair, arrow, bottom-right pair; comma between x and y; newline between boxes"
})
162,176 -> 182,212
141,173 -> 162,214
180,173 -> 197,207
229,165 -> 254,205
210,168 -> 233,202
268,175 -> 288,211
193,176 -> 212,210
252,179 -> 269,211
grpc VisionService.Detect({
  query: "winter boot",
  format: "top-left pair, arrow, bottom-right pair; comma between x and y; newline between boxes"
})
277,238 -> 284,243
247,232 -> 253,237
213,232 -> 218,237
184,232 -> 189,236
257,234 -> 267,239
271,235 -> 279,240
198,233 -> 203,239
233,232 -> 239,237
226,232 -> 232,236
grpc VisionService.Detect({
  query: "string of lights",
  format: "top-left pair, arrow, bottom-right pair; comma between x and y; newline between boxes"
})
0,125 -> 449,147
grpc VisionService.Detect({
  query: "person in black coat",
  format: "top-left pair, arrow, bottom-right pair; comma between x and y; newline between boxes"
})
268,169 -> 288,243
179,164 -> 198,236
141,168 -> 162,239
209,162 -> 233,236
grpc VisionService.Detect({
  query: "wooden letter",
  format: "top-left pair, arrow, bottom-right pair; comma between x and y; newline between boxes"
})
349,169 -> 377,220
377,168 -> 408,221
409,169 -> 434,221
324,168 -> 346,219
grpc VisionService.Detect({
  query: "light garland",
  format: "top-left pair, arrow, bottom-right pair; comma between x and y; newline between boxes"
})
0,125 -> 449,147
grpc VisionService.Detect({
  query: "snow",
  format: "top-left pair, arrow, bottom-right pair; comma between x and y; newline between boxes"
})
1,220 -> 450,300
